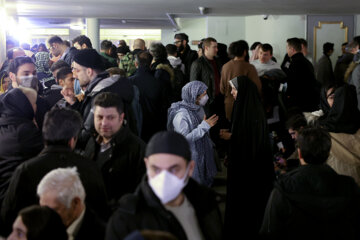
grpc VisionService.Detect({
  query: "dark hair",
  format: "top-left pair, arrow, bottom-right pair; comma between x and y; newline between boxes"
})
198,38 -> 205,50
38,43 -> 48,52
296,127 -> 331,164
299,38 -> 308,47
117,46 -> 130,54
20,205 -> 67,240
353,36 -> 360,46
119,40 -> 127,46
323,42 -> 334,54
149,42 -> 167,61
165,44 -> 177,56
93,92 -> 124,115
228,40 -> 249,58
72,35 -> 92,49
42,108 -> 83,146
342,42 -> 348,47
286,114 -> 307,130
21,43 -> 31,50
260,43 -> 273,55
287,38 -> 302,52
8,56 -> 35,74
56,67 -> 72,81
106,67 -> 126,77
174,33 -> 189,43
202,37 -> 217,49
135,51 -> 153,67
50,60 -> 70,73
48,36 -> 64,46
250,42 -> 261,50
101,40 -> 113,50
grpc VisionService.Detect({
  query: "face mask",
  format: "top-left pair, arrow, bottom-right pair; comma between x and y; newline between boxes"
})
198,94 -> 209,106
148,164 -> 190,204
19,75 -> 38,90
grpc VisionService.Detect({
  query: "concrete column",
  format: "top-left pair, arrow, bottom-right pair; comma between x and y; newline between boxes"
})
0,0 -> 7,64
86,18 -> 100,51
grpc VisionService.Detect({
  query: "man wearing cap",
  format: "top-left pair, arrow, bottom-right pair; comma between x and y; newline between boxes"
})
174,33 -> 198,81
106,131 -> 223,240
61,49 -> 134,147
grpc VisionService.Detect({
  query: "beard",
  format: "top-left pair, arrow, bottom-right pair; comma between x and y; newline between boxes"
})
177,44 -> 185,53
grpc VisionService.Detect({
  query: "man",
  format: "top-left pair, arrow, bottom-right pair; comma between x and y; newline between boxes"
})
348,36 -> 360,110
84,92 -> 145,210
50,60 -> 70,83
0,108 -> 108,236
38,167 -> 106,240
174,33 -> 198,81
166,44 -> 186,102
100,40 -> 117,67
61,49 -> 134,147
316,42 -> 335,88
190,37 -> 222,116
106,131 -> 223,240
260,127 -> 360,239
285,38 -> 319,112
251,43 -> 281,76
0,47 -> 26,75
119,38 -> 145,77
72,35 -> 93,50
0,87 -> 42,215
129,51 -> 163,142
47,36 -> 78,66
334,42 -> 354,83
6,56 -> 51,129
45,66 -> 74,107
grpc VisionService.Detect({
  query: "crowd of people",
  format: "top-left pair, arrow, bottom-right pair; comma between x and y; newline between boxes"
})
0,32 -> 359,239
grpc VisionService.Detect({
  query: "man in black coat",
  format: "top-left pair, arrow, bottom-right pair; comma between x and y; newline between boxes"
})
174,33 -> 198,82
260,127 -> 360,239
0,108 -> 108,236
48,35 -> 78,66
106,131 -> 223,240
84,92 -> 146,211
129,51 -> 165,142
285,38 -> 320,112
38,167 -> 106,240
61,49 -> 135,147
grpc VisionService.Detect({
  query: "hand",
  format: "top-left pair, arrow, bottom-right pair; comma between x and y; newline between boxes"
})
219,129 -> 231,140
61,87 -> 76,105
204,114 -> 218,127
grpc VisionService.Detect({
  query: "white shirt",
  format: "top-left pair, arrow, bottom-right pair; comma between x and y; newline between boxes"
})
251,59 -> 281,76
165,196 -> 204,240
67,207 -> 85,240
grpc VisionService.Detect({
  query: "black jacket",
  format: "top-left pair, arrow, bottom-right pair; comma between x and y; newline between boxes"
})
63,47 -> 78,66
84,124 -> 146,210
129,66 -> 165,142
0,145 -> 109,236
71,72 -> 135,147
180,45 -> 198,82
286,52 -> 320,112
105,177 -> 223,240
74,208 -> 106,240
190,56 -> 222,104
260,164 -> 360,239
0,89 -> 43,208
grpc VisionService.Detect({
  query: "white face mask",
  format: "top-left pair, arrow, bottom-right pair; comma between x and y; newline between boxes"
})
198,94 -> 209,106
19,75 -> 38,89
148,165 -> 190,204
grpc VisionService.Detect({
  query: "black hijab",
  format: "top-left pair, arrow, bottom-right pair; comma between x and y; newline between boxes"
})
318,83 -> 360,134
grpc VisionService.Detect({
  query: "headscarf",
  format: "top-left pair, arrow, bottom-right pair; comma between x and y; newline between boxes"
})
35,52 -> 55,83
167,81 -> 216,186
318,83 -> 360,134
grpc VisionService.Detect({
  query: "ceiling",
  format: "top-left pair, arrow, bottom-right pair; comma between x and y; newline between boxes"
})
4,0 -> 360,29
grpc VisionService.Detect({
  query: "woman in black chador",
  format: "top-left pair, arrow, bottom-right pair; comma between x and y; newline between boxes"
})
222,76 -> 275,238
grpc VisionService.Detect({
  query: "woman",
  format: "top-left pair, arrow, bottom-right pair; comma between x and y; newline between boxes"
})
168,81 -> 218,186
8,205 -> 67,240
223,76 -> 275,238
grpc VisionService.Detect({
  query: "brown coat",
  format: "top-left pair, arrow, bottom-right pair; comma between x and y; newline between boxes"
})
220,59 -> 261,121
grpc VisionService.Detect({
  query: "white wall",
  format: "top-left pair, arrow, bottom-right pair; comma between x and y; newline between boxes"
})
244,15 -> 306,61
161,17 -> 207,50
355,15 -> 360,37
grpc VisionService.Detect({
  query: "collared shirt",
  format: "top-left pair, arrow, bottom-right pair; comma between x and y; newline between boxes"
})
60,47 -> 70,61
67,207 -> 86,240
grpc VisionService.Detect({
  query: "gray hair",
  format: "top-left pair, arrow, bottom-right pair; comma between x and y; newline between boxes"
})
37,167 -> 85,208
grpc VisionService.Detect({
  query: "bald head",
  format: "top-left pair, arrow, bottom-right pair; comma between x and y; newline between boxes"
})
133,39 -> 145,50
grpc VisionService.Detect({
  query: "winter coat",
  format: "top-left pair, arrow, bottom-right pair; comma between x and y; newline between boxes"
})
0,145 -> 109,236
316,54 -> 335,88
260,164 -> 360,239
105,177 -> 223,240
179,45 -> 198,82
0,88 -> 43,208
84,124 -> 146,210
